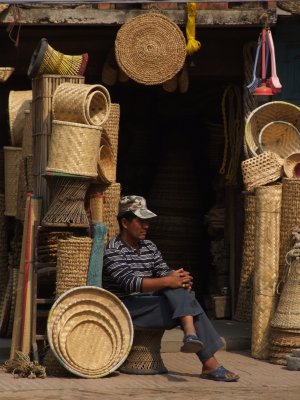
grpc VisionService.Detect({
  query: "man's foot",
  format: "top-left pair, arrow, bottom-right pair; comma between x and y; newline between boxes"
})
180,334 -> 203,353
200,366 -> 240,382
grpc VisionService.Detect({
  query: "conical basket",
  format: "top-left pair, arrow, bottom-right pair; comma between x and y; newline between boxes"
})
245,101 -> 300,157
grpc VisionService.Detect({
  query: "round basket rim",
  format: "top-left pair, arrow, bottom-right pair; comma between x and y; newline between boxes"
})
52,119 -> 103,131
115,13 -> 186,85
259,120 -> 300,154
283,152 -> 300,178
97,145 -> 115,183
27,38 -> 48,78
47,286 -> 133,378
85,90 -> 109,126
245,101 -> 300,157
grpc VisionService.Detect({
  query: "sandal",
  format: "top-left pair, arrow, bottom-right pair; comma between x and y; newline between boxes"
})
200,366 -> 240,382
180,334 -> 203,353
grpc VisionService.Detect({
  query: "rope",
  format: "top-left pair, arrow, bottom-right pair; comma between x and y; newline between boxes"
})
186,3 -> 201,56
2,351 -> 46,378
219,85 -> 243,185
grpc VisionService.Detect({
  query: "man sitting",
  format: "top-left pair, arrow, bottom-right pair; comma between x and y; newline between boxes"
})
103,195 -> 239,382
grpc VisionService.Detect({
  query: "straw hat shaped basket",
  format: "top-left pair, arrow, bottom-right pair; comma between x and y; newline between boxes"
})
47,286 -> 133,378
0,67 -> 14,82
283,153 -> 300,178
245,102 -> 300,157
46,121 -> 101,177
259,121 -> 300,159
53,83 -> 111,126
115,13 -> 186,85
8,90 -> 32,147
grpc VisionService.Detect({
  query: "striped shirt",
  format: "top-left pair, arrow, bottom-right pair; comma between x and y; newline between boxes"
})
103,235 -> 172,297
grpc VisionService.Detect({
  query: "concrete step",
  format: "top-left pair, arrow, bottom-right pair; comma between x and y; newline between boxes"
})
161,319 -> 251,353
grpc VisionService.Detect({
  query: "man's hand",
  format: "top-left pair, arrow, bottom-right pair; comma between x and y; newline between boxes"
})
167,268 -> 193,290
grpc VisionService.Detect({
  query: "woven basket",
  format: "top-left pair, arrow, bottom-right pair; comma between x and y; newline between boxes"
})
22,110 -> 33,158
4,147 -> 22,217
270,328 -> 300,348
115,13 -> 186,85
53,83 -> 111,126
279,178 -> 300,281
241,151 -> 283,192
47,286 -> 133,378
56,236 -> 92,298
283,153 -> 300,178
89,192 -> 104,223
8,90 -> 32,147
97,145 -> 115,184
42,177 -> 90,228
251,185 -> 282,360
278,1 -> 300,13
46,120 -> 101,177
234,194 -> 255,323
103,104 -> 120,162
245,101 -> 300,157
28,38 -> 88,79
259,121 -> 300,159
271,257 -> 300,331
0,67 -> 14,82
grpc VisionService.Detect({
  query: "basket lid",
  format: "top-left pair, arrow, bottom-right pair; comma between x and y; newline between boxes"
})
115,13 -> 186,85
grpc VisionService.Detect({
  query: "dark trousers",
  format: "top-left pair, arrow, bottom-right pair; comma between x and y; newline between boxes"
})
122,288 -> 224,362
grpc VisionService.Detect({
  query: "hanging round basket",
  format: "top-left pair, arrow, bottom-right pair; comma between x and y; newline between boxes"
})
115,13 -> 186,85
283,153 -> 300,178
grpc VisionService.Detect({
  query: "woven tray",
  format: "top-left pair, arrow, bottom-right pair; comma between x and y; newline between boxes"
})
46,120 -> 101,177
47,286 -> 133,378
251,185 -> 282,360
241,151 -> 283,192
278,2 -> 300,13
115,13 -> 186,85
53,83 -> 110,126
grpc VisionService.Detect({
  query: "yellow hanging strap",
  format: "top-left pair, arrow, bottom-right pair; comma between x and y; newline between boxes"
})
186,3 -> 201,56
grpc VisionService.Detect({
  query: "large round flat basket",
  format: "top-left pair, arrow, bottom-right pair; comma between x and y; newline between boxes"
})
115,13 -> 186,85
47,286 -> 133,378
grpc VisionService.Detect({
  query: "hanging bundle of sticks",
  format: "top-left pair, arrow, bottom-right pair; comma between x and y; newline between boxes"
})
41,177 -> 90,227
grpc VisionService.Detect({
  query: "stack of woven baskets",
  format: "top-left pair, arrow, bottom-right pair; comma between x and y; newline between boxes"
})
242,101 -> 300,191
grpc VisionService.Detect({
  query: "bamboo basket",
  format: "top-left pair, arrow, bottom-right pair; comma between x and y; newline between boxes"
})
279,178 -> 300,281
46,121 -> 101,177
270,329 -> 300,348
90,183 -> 121,243
0,67 -> 14,82
234,194 -> 255,323
31,74 -> 85,214
259,121 -> 300,159
28,38 -> 88,78
97,145 -> 115,184
245,101 -> 300,157
56,236 -> 92,298
251,185 -> 282,360
241,151 -> 283,192
42,177 -> 90,228
278,2 -> 300,13
283,153 -> 300,178
8,91 -> 32,147
271,257 -> 300,331
89,192 -> 105,223
53,83 -> 111,126
102,104 -> 120,162
4,147 -> 22,217
22,110 -> 33,158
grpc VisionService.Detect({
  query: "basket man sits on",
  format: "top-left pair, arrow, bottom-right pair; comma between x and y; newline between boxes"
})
103,195 -> 239,382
